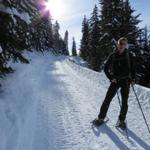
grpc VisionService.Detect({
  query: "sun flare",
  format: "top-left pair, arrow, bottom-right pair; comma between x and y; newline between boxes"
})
44,0 -> 65,20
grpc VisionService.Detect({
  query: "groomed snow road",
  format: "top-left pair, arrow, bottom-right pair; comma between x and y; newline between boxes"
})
0,53 -> 150,150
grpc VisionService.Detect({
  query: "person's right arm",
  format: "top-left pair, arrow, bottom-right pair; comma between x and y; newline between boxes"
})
104,54 -> 116,82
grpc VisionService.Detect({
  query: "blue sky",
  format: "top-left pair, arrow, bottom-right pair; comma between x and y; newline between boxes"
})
53,0 -> 150,50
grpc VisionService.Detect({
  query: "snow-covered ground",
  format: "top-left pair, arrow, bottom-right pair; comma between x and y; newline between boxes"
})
0,52 -> 150,150
68,56 -> 88,68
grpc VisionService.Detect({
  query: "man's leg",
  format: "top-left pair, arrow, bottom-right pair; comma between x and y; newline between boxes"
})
119,81 -> 130,121
98,83 -> 118,120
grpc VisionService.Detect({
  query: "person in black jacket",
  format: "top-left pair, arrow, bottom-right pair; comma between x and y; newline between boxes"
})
93,37 -> 136,128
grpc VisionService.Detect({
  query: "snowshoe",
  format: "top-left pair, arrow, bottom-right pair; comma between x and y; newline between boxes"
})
91,118 -> 109,127
116,120 -> 126,130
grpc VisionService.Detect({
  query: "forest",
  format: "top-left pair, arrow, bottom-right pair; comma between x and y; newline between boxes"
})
80,0 -> 150,87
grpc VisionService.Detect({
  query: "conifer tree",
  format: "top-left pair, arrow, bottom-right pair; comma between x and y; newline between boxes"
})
141,26 -> 150,53
52,21 -> 69,55
59,38 -> 69,55
53,21 -> 60,53
136,26 -> 150,86
0,0 -> 59,77
72,37 -> 77,56
98,0 -> 118,59
99,0 -> 141,59
0,0 -> 35,75
80,16 -> 90,61
64,30 -> 69,52
88,5 -> 101,71
120,0 -> 141,52
31,14 -> 53,52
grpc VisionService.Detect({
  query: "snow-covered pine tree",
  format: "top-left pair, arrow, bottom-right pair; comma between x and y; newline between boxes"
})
0,0 -> 35,75
59,37 -> 69,56
64,30 -> 69,53
99,0 -> 141,59
148,28 -> 150,49
0,0 -> 55,77
52,21 -> 68,55
88,5 -> 101,71
140,26 -> 150,54
98,0 -> 118,60
136,26 -> 150,87
145,27 -> 150,87
53,21 -> 61,54
120,0 -> 141,52
72,37 -> 77,56
53,21 -> 69,55
0,0 -> 70,79
31,13 -> 53,52
80,15 -> 90,61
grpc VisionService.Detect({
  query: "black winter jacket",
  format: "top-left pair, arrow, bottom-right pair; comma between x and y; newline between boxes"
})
104,49 -> 136,81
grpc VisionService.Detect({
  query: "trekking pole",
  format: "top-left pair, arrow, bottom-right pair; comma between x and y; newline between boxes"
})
131,84 -> 150,134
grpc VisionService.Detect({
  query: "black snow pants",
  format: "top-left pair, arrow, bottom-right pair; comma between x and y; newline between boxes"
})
98,79 -> 130,121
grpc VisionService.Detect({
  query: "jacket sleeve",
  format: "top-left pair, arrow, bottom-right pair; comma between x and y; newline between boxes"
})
130,53 -> 136,80
104,54 -> 114,81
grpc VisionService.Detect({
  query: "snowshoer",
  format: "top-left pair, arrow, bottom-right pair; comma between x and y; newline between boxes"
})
93,37 -> 136,129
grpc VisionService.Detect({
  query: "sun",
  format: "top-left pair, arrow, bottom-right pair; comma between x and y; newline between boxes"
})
44,0 -> 65,20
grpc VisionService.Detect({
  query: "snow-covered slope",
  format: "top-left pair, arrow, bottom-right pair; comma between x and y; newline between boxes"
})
68,56 -> 88,68
0,52 -> 150,150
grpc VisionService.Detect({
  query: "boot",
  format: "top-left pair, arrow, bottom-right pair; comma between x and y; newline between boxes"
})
116,120 -> 126,130
92,118 -> 104,127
